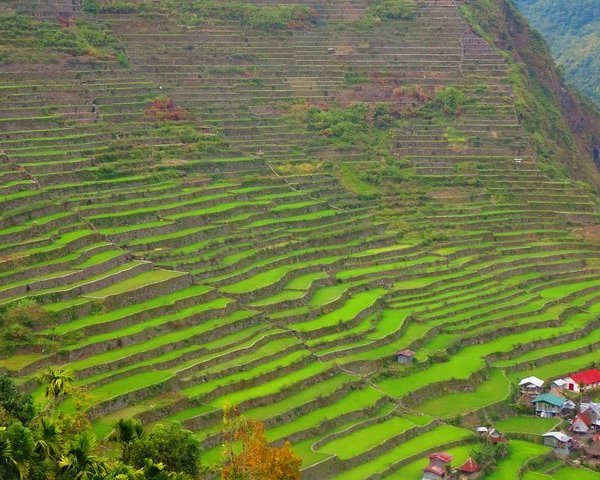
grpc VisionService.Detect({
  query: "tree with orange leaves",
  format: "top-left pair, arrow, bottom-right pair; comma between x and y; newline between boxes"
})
221,403 -> 301,480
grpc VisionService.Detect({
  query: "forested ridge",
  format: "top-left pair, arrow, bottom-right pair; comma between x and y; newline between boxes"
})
515,0 -> 600,104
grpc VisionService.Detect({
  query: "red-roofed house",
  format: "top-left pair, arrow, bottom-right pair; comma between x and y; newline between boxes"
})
396,349 -> 416,364
563,368 -> 600,392
485,427 -> 506,444
459,457 -> 480,476
570,410 -> 593,434
422,452 -> 453,479
423,464 -> 447,479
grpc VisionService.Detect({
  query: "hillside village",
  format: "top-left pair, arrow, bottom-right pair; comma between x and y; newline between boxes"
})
1,0 -> 600,479
406,368 -> 600,479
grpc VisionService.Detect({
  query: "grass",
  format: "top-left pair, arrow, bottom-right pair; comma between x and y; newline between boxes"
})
268,387 -> 385,442
508,349 -> 600,383
419,368 -> 510,417
486,440 -> 551,480
377,355 -> 484,399
65,297 -> 232,352
329,425 -> 474,480
48,284 -> 213,334
318,415 -> 417,458
495,416 -> 559,435
0,353 -> 46,371
294,289 -> 387,333
495,317 -> 600,367
66,310 -> 256,370
209,361 -> 334,410
219,256 -> 339,294
551,466 -> 600,480
380,444 -> 472,479
85,269 -> 185,298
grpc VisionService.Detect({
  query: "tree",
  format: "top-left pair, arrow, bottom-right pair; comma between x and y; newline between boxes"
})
2,298 -> 47,328
433,87 -> 467,116
128,422 -> 201,477
108,418 -> 144,463
222,403 -> 301,480
34,416 -> 62,461
141,458 -> 194,480
103,462 -> 144,480
56,432 -> 106,480
40,367 -> 75,408
0,423 -> 35,480
0,429 -> 21,480
0,375 -> 36,424
471,441 -> 508,474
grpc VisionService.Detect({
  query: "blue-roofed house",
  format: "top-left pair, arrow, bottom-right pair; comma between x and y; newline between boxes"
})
533,393 -> 565,418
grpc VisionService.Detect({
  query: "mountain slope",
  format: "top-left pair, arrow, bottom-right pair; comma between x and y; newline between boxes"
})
1,0 -> 600,477
515,0 -> 600,105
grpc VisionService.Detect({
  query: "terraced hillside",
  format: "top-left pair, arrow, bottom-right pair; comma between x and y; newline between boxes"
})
1,0 -> 600,476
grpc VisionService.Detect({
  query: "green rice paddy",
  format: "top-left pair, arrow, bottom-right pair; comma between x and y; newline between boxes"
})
2,0 -> 600,477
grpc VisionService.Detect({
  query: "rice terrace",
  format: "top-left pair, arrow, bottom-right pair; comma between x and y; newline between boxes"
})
1,0 -> 600,478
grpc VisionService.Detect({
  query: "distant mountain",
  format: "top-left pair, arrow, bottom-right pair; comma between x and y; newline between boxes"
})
515,0 -> 600,105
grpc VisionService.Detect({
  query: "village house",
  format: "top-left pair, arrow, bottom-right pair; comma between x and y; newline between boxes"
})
422,452 -> 453,480
551,378 -> 568,393
562,400 -> 576,413
533,393 -> 565,418
459,457 -> 480,477
396,349 -> 416,365
580,402 -> 600,425
518,376 -> 544,396
542,431 -> 574,458
585,434 -> 600,460
562,368 -> 600,392
570,410 -> 593,434
485,427 -> 506,444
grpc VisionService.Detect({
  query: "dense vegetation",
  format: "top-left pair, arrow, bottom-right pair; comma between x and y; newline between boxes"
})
0,15 -> 125,63
0,373 -> 300,480
515,0 -> 600,105
368,0 -> 416,21
83,0 -> 316,31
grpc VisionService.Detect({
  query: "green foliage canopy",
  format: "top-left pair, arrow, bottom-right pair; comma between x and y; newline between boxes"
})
515,0 -> 600,104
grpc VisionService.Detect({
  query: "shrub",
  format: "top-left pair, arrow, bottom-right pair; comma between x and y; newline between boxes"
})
369,0 -> 416,20
344,71 -> 368,85
94,166 -> 125,180
129,423 -> 202,477
1,299 -> 47,328
82,0 -> 100,13
115,51 -> 129,68
0,375 -> 36,424
432,86 -> 468,116
3,324 -> 34,343
361,158 -> 413,184
146,97 -> 188,121
187,2 -> 316,31
306,103 -> 371,144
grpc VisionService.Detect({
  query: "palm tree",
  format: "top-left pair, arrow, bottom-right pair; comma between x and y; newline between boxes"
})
34,417 -> 62,461
40,366 -> 75,414
100,463 -> 144,480
0,432 -> 21,480
142,458 -> 168,480
108,418 -> 143,462
41,367 -> 75,402
56,432 -> 105,480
